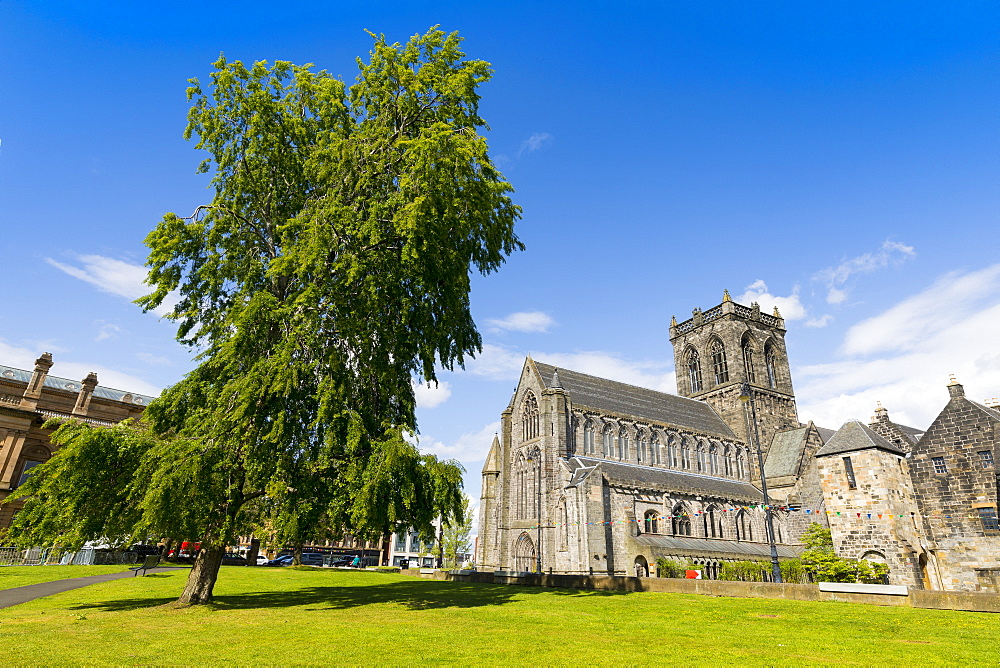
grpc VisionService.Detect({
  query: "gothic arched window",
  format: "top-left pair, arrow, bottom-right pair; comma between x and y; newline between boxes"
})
742,335 -> 757,384
583,420 -> 595,455
644,509 -> 659,534
765,342 -> 778,389
705,505 -> 720,538
681,438 -> 691,470
696,442 -> 706,472
710,339 -> 729,385
723,446 -> 733,476
736,450 -> 747,479
672,505 -> 691,536
735,510 -> 749,541
709,444 -> 719,475
666,434 -> 678,468
618,429 -> 628,459
687,348 -> 703,393
602,425 -> 614,458
651,433 -> 661,464
637,431 -> 647,464
521,392 -> 539,441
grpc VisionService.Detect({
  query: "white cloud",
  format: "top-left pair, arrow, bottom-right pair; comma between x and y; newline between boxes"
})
518,132 -> 552,157
465,343 -> 526,380
95,322 -> 123,342
737,280 -> 807,320
487,311 -> 555,334
797,265 -> 1000,429
464,343 -> 676,393
135,352 -> 175,367
804,314 -> 833,328
842,264 -> 1000,357
814,240 -> 915,305
46,254 -> 176,316
417,421 -> 500,462
413,380 -> 452,409
0,339 -> 45,371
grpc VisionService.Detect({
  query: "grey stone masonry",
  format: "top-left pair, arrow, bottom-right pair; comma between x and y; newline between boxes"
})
816,421 -> 924,588
670,292 -> 800,466
477,357 -> 796,577
867,403 -> 925,454
908,380 -> 1000,591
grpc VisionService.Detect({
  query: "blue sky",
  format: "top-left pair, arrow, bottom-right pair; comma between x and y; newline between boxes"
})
3,1 -> 998,515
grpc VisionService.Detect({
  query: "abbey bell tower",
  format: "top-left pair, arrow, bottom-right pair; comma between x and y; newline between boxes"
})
669,291 -> 800,455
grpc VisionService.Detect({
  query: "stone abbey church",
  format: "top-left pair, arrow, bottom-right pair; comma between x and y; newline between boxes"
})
477,293 -> 1000,592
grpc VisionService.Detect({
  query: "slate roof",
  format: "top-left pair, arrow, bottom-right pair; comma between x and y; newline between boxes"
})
569,457 -> 763,502
816,426 -> 836,443
895,423 -> 926,442
815,420 -> 906,457
634,534 -> 802,559
532,360 -> 736,439
0,364 -> 158,405
763,426 -> 809,478
970,400 -> 1000,423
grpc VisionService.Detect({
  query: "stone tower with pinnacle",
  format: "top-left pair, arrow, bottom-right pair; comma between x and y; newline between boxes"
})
669,290 -> 800,460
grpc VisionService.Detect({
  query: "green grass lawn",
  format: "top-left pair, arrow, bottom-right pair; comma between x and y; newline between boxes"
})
0,565 -> 133,588
1,567 -> 995,665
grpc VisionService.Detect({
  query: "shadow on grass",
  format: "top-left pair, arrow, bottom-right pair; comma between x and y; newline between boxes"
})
72,578 -> 627,613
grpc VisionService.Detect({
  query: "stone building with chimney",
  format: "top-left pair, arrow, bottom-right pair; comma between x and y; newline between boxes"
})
0,353 -> 156,528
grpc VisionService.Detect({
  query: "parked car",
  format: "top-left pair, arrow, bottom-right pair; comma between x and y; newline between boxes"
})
329,555 -> 356,567
255,554 -> 270,565
263,553 -> 326,567
222,553 -> 247,566
299,553 -> 325,567
263,555 -> 295,567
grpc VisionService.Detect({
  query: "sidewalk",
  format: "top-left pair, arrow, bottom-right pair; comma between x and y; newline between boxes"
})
0,567 -> 186,609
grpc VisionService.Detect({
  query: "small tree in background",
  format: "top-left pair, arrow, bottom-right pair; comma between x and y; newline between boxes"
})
440,496 -> 475,568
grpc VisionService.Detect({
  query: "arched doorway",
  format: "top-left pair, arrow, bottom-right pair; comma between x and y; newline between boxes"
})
513,533 -> 536,573
918,552 -> 931,590
634,555 -> 649,578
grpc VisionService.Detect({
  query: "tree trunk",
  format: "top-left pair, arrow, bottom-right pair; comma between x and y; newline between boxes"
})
292,541 -> 303,566
161,538 -> 174,562
178,544 -> 225,605
437,525 -> 444,569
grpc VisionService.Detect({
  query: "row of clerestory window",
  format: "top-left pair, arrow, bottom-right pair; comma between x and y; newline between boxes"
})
579,422 -> 748,479
687,337 -> 779,393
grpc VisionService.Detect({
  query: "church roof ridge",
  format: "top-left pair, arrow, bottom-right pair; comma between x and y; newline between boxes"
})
530,359 -> 736,439
575,456 -> 763,501
815,420 -> 905,457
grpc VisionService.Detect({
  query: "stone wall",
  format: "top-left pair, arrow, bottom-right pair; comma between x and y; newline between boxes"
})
909,383 -> 1000,591
817,447 -> 924,588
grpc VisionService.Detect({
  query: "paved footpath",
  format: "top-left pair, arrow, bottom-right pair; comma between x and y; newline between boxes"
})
0,568 -> 186,609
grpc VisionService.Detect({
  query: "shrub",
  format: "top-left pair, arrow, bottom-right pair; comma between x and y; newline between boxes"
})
655,557 -> 690,578
718,560 -> 770,582
800,522 -> 890,584
780,558 -> 808,584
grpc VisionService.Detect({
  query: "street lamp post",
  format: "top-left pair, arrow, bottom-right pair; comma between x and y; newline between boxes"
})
739,382 -> 782,584
527,445 -> 542,572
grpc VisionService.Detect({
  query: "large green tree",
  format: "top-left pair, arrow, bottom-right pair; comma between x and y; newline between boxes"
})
7,27 -> 520,605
